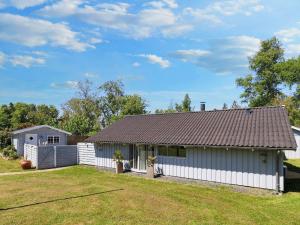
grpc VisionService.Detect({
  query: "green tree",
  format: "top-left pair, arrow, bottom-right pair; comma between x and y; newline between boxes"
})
222,103 -> 228,110
182,94 -> 192,112
99,80 -> 125,126
121,95 -> 147,117
231,100 -> 241,109
0,105 -> 12,129
236,37 -> 284,107
61,79 -> 102,135
236,37 -> 300,125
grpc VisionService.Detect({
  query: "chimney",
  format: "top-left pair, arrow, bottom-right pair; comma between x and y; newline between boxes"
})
200,102 -> 206,111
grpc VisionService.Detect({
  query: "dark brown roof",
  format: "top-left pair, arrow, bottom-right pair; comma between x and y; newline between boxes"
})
86,106 -> 297,150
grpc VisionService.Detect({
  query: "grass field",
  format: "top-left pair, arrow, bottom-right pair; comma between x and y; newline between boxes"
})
0,158 -> 23,173
0,166 -> 300,225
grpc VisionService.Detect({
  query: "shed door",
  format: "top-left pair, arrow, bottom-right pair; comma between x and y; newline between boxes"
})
25,134 -> 38,145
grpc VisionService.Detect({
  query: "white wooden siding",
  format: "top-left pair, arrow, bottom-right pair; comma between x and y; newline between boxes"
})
284,130 -> 300,159
156,148 -> 284,191
95,143 -> 130,169
77,143 -> 284,191
78,143 -> 96,165
24,144 -> 38,167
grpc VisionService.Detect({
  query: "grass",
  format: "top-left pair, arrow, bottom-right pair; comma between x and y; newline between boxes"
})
0,166 -> 300,225
285,159 -> 300,170
0,157 -> 23,173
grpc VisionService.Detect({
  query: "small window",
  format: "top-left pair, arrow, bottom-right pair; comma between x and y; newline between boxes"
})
47,136 -> 60,144
158,146 -> 186,158
158,146 -> 168,156
178,147 -> 186,157
168,146 -> 178,157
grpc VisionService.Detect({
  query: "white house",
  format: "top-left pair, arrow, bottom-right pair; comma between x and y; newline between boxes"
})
78,106 -> 297,192
12,125 -> 71,156
284,126 -> 300,159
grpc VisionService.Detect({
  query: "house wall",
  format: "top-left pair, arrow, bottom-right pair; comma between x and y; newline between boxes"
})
284,129 -> 300,159
77,143 -> 130,169
13,127 -> 68,156
156,147 -> 284,191
77,143 -> 284,191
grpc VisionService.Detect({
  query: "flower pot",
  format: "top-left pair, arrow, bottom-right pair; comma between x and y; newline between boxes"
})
147,165 -> 155,178
116,162 -> 123,174
20,160 -> 32,170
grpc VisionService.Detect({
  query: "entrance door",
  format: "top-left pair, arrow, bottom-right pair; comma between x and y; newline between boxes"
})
138,145 -> 147,171
129,145 -> 149,172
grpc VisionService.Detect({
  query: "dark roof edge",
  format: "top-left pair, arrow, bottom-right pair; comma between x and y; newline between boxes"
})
124,105 -> 286,117
81,141 -> 296,151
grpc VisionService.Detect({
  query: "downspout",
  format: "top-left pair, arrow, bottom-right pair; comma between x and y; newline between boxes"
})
275,150 -> 281,194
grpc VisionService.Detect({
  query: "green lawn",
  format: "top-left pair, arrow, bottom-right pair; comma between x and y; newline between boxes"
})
0,158 -> 23,173
285,159 -> 300,169
0,166 -> 300,225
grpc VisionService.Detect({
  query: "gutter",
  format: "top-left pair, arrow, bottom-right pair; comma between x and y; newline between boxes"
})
89,141 -> 295,151
275,150 -> 281,194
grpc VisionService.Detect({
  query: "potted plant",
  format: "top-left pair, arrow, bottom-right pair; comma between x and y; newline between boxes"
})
113,150 -> 124,174
20,158 -> 32,170
147,156 -> 156,178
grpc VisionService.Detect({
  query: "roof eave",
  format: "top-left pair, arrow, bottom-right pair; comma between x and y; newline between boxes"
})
84,140 -> 296,151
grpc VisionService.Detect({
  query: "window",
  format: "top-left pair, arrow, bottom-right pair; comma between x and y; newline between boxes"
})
158,146 -> 186,157
47,136 -> 60,144
158,146 -> 168,156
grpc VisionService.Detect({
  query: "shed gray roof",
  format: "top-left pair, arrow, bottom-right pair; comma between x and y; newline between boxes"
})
86,106 -> 297,150
12,125 -> 72,135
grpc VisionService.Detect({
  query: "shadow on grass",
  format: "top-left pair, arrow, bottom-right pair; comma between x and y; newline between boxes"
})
0,189 -> 123,211
284,162 -> 300,193
285,179 -> 300,193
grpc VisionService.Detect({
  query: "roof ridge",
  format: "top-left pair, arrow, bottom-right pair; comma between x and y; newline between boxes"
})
125,105 -> 286,117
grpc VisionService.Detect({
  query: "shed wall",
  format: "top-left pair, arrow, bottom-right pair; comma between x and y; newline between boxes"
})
284,130 -> 300,159
13,127 -> 68,156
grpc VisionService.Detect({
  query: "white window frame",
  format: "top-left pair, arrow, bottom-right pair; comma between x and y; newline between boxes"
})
47,135 -> 60,144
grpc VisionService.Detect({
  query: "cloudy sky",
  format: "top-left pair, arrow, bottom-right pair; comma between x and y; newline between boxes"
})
0,0 -> 299,111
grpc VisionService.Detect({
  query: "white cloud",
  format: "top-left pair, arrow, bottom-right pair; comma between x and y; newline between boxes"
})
173,35 -> 260,74
162,24 -> 193,38
207,0 -> 264,16
275,25 -> 300,57
38,1 -> 183,39
0,52 -> 5,67
132,62 -> 140,67
10,55 -> 45,68
173,50 -> 211,62
50,80 -> 79,89
0,51 -> 46,68
84,72 -> 98,78
0,13 -> 92,52
161,0 -> 178,9
139,54 -> 170,68
184,0 -> 264,25
275,28 -> 300,42
0,0 -> 46,9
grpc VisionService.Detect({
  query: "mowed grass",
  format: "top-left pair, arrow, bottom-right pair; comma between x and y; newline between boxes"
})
0,166 -> 300,225
0,158 -> 23,173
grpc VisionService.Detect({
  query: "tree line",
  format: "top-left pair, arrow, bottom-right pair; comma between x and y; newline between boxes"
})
0,36 -> 299,147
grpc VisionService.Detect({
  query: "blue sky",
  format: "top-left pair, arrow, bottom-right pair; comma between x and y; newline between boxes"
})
0,0 -> 300,112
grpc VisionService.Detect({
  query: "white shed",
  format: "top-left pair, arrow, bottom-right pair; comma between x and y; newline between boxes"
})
284,126 -> 300,159
12,125 -> 71,156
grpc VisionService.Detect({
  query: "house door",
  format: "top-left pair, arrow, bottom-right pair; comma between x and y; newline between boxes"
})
130,145 -> 149,172
25,134 -> 38,145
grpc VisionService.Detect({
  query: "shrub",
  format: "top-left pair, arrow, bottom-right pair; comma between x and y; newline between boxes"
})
113,150 -> 124,163
1,145 -> 18,160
